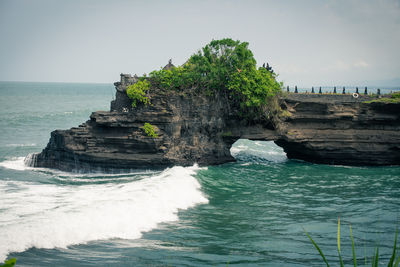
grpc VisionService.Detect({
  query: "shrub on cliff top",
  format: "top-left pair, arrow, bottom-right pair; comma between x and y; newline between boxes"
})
149,38 -> 282,119
127,80 -> 151,108
364,92 -> 400,104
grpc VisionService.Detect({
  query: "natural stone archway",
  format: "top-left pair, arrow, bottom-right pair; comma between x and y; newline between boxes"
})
27,76 -> 400,172
30,85 -> 277,172
230,139 -> 287,164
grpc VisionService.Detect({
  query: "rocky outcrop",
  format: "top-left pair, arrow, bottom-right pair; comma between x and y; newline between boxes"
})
30,76 -> 276,171
275,94 -> 400,166
28,75 -> 400,172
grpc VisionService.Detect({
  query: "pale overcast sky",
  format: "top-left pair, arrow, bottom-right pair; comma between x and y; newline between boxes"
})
0,0 -> 399,86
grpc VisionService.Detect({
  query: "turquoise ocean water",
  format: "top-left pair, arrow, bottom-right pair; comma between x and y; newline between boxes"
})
0,81 -> 399,266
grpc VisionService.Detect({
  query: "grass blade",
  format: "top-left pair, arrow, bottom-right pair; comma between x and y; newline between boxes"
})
394,256 -> 400,267
365,236 -> 368,267
338,252 -> 344,267
372,247 -> 379,267
338,217 -> 341,253
338,217 -> 344,267
388,229 -> 398,267
304,227 -> 330,267
350,224 -> 357,267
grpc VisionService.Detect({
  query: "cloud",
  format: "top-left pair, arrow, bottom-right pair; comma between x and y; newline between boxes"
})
354,60 -> 369,68
322,60 -> 351,71
322,60 -> 370,72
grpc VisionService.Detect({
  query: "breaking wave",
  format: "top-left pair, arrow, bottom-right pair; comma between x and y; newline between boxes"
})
0,165 -> 208,261
231,140 -> 287,163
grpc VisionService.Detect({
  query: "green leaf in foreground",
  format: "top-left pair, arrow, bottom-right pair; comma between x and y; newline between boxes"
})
394,256 -> 400,267
303,227 -> 330,267
305,220 -> 399,267
350,224 -> 358,267
338,217 -> 344,267
0,258 -> 16,267
388,229 -> 399,267
372,247 -> 379,267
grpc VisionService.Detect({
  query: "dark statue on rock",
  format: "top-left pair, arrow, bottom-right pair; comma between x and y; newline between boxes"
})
263,62 -> 274,74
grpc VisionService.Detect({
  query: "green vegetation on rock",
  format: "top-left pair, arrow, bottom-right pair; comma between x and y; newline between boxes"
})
149,38 -> 283,119
364,92 -> 400,104
142,122 -> 158,138
220,131 -> 233,137
127,80 -> 151,108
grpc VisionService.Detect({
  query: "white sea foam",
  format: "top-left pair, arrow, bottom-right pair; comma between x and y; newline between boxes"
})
0,157 -> 33,171
231,140 -> 287,163
5,143 -> 37,147
230,145 -> 249,156
0,156 -> 163,178
0,165 -> 208,261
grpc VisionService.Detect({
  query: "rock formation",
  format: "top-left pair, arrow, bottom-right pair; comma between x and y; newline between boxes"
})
27,75 -> 400,172
275,94 -> 400,166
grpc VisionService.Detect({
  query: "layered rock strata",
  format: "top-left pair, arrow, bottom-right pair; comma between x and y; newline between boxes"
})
28,75 -> 400,171
275,94 -> 400,166
30,77 -> 276,171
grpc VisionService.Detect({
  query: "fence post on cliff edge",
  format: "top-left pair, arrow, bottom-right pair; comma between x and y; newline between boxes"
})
342,87 -> 346,94
311,87 -> 315,93
364,87 -> 368,95
295,86 -> 298,93
356,87 -> 359,94
287,86 -> 289,92
334,86 -> 337,94
319,87 -> 322,94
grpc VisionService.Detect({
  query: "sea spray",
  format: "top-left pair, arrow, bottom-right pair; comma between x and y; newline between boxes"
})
23,153 -> 38,167
0,165 -> 208,262
231,140 -> 287,163
0,157 -> 33,171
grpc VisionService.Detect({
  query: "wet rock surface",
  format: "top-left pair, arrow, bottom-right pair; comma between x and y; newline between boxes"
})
275,94 -> 400,166
30,78 -> 400,171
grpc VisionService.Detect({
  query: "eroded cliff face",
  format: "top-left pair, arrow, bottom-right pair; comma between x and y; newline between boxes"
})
28,77 -> 400,172
275,94 -> 400,166
30,84 -> 277,171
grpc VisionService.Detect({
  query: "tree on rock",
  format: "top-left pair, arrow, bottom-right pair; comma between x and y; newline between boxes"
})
148,38 -> 283,119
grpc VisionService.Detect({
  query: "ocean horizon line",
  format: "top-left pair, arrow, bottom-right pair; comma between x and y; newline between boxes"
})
1,80 -> 399,89
0,80 -> 113,85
